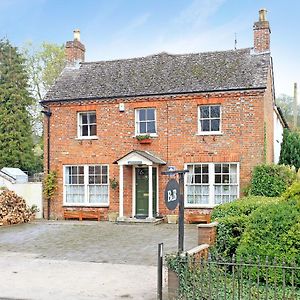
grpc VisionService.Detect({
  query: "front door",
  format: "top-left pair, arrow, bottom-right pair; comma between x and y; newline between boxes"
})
135,167 -> 157,218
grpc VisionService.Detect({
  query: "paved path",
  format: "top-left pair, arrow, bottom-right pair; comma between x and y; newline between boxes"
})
0,221 -> 198,299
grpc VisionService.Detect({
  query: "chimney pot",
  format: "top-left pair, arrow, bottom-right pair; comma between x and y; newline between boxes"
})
73,29 -> 80,42
259,8 -> 267,22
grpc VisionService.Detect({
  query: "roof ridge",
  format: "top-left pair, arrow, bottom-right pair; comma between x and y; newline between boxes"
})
81,47 -> 253,65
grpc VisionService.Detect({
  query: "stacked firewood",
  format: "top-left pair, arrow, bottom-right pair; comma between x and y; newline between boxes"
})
0,190 -> 33,226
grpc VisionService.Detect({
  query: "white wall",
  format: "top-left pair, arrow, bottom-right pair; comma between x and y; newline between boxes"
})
0,180 -> 43,219
274,110 -> 284,164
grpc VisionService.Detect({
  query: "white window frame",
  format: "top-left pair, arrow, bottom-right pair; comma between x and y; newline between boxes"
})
184,162 -> 239,208
135,108 -> 157,137
77,111 -> 98,139
63,164 -> 109,207
198,105 -> 222,135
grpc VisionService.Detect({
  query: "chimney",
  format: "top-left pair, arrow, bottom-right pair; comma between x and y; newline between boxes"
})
253,8 -> 271,53
65,29 -> 85,65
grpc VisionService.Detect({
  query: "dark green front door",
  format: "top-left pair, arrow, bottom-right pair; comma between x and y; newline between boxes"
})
135,167 -> 157,218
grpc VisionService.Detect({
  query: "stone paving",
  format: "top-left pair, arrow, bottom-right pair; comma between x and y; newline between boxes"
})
0,220 -> 198,266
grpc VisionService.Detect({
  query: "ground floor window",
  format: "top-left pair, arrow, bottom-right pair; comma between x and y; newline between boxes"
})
185,162 -> 239,207
64,164 -> 109,206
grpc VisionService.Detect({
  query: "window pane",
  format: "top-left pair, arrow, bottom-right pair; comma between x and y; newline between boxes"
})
146,109 -> 155,121
230,174 -> 237,183
194,166 -> 201,174
102,175 -> 108,184
222,164 -> 229,173
89,113 -> 96,123
147,121 -> 156,133
211,119 -> 220,131
95,166 -> 101,175
78,175 -> 84,184
215,164 -> 221,173
89,176 -> 94,184
90,125 -> 97,136
200,106 -> 209,118
102,166 -> 108,174
139,122 -> 147,133
81,114 -> 88,124
202,174 -> 209,183
215,175 -> 221,183
201,120 -> 210,131
210,106 -> 220,118
223,174 -> 230,184
230,164 -> 237,174
89,166 -> 94,174
195,175 -> 201,183
82,125 -> 89,136
202,164 -> 209,173
139,109 -> 146,121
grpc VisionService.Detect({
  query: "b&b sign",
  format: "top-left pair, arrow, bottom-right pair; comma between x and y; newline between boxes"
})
164,179 -> 179,210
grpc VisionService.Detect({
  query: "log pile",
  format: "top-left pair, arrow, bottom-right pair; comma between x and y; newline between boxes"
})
0,190 -> 33,226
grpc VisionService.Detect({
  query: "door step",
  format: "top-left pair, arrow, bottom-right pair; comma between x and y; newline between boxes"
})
116,217 -> 163,225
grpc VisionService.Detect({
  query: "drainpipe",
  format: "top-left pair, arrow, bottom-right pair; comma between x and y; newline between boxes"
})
41,108 -> 52,219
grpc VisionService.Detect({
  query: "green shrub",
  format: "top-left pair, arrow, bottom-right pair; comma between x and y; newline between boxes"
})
211,196 -> 279,259
236,201 -> 300,284
283,180 -> 300,207
250,164 -> 296,197
211,196 -> 279,220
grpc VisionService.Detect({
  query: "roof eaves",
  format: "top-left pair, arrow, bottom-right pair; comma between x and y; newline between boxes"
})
41,86 -> 267,104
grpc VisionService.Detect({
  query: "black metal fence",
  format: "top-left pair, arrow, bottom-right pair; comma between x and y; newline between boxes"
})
166,254 -> 300,300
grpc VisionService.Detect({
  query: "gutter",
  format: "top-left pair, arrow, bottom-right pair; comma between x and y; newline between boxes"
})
41,107 -> 52,220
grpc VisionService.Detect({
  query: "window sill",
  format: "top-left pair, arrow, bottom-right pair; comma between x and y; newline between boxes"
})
63,203 -> 109,208
134,134 -> 158,138
196,132 -> 223,136
75,136 -> 99,140
184,204 -> 218,209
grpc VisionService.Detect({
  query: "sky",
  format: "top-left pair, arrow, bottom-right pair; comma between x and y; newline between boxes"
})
0,0 -> 299,98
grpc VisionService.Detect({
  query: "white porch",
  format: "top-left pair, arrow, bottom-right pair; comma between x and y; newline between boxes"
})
114,150 -> 166,221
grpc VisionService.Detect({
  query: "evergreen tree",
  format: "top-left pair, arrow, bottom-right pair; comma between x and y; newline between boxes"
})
0,39 -> 37,174
279,128 -> 300,170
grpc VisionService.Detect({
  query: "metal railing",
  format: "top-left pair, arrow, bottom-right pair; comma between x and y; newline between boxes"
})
168,254 -> 300,300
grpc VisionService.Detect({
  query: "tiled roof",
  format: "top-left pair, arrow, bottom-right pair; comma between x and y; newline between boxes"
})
42,48 -> 270,102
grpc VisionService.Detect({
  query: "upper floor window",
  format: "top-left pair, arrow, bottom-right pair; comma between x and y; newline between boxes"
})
135,108 -> 157,136
198,105 -> 221,134
78,111 -> 97,138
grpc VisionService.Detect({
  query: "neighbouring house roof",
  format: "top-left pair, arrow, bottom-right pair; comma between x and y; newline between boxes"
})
0,168 -> 28,184
114,150 -> 166,165
42,48 -> 271,102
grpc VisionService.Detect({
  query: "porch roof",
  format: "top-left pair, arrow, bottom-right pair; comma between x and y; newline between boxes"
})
114,150 -> 166,166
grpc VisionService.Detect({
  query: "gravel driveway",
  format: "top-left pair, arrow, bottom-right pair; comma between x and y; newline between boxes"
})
0,220 -> 198,265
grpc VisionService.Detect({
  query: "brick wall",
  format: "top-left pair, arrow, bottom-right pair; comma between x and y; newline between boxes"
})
43,89 -> 273,219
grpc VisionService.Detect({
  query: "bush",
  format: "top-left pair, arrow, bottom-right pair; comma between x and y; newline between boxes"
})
211,196 -> 279,259
211,196 -> 280,220
283,180 -> 300,207
236,201 -> 300,283
250,164 -> 296,197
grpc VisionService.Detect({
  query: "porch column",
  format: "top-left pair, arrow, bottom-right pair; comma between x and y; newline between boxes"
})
148,165 -> 153,219
119,164 -> 124,219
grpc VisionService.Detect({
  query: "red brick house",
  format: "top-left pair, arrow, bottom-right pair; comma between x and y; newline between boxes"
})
41,10 -> 286,221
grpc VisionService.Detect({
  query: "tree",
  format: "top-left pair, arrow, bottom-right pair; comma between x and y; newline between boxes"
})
0,39 -> 39,173
279,128 -> 300,170
22,42 -> 66,137
276,94 -> 300,128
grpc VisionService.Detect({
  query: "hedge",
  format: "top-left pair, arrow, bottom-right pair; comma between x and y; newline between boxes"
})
211,196 -> 279,259
250,164 -> 296,197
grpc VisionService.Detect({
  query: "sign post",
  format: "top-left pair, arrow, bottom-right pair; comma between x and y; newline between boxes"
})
162,168 -> 189,253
